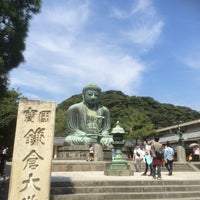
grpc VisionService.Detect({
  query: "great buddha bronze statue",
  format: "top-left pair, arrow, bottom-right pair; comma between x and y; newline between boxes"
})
64,83 -> 113,147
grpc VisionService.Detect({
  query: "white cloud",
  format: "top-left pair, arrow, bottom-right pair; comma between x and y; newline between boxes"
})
177,45 -> 200,74
126,20 -> 164,50
131,0 -> 155,16
36,0 -> 91,33
110,0 -> 164,52
9,0 -> 162,102
183,54 -> 200,70
10,69 -> 62,93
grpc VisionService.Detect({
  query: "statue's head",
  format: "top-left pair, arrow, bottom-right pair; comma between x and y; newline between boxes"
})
82,83 -> 101,94
82,83 -> 102,107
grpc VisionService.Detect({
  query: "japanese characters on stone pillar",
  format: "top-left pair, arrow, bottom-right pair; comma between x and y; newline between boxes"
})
8,99 -> 56,200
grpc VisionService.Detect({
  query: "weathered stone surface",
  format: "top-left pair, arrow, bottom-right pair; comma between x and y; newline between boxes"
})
56,145 -> 112,160
57,146 -> 88,160
8,99 -> 56,200
104,169 -> 134,176
177,146 -> 187,163
50,176 -> 200,199
94,144 -> 103,161
52,160 -> 108,172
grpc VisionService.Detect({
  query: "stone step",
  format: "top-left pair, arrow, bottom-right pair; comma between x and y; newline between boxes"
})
51,185 -> 200,194
51,161 -> 196,172
50,180 -> 200,200
50,191 -> 200,200
51,180 -> 200,187
143,199 -> 200,200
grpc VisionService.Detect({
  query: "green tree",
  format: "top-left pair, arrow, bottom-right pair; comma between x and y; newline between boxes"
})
57,90 -> 200,139
115,107 -> 155,140
0,0 -> 41,96
0,89 -> 22,149
55,108 -> 67,137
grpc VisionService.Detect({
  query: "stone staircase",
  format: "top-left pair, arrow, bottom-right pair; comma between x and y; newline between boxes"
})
50,161 -> 200,200
52,160 -> 197,172
2,161 -> 200,200
50,179 -> 200,200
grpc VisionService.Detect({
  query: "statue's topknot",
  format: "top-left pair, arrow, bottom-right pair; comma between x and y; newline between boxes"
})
82,83 -> 101,94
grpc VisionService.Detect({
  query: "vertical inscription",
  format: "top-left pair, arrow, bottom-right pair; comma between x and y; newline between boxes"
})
24,128 -> 45,146
8,100 -> 56,200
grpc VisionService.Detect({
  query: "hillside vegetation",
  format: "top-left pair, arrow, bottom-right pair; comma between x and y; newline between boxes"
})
55,90 -> 200,140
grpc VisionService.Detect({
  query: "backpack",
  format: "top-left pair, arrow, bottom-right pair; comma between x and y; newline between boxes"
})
152,144 -> 163,160
155,151 -> 164,160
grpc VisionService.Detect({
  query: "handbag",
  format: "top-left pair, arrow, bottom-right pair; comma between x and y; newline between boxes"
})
163,158 -> 168,164
136,151 -> 140,157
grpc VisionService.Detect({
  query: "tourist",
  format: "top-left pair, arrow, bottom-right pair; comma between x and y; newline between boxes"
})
193,146 -> 199,161
64,83 -> 113,147
164,141 -> 174,176
141,139 -> 153,176
151,136 -> 163,179
188,153 -> 193,162
86,144 -> 94,161
133,144 -> 143,172
0,146 -> 4,176
144,146 -> 153,172
111,148 -> 115,160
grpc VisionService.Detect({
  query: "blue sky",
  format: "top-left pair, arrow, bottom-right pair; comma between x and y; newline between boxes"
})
9,0 -> 200,111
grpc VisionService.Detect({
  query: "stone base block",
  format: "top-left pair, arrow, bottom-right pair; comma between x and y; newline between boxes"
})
104,169 -> 134,176
106,160 -> 130,170
57,146 -> 88,160
57,145 -> 112,160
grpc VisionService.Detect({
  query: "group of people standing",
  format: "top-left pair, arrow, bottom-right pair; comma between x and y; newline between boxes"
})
133,137 -> 174,179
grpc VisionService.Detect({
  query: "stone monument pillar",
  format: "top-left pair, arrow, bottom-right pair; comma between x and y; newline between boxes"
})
176,125 -> 186,162
94,143 -> 103,161
177,145 -> 186,163
8,99 -> 56,200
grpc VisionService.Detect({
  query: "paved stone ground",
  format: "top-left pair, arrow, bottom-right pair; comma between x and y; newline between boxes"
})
51,160 -> 200,182
2,161 -> 200,183
51,170 -> 200,182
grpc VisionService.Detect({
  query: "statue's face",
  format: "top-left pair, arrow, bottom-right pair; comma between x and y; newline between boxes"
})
84,89 -> 100,105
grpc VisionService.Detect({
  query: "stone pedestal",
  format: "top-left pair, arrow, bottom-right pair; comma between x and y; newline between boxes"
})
104,151 -> 134,176
57,145 -> 111,160
104,169 -> 134,176
57,146 -> 88,160
94,143 -> 103,161
177,145 -> 186,162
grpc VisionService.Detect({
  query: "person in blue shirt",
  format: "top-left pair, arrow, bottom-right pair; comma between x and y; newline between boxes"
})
164,141 -> 174,176
111,148 -> 115,160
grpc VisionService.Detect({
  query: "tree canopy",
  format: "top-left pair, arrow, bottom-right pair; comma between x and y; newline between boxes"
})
0,0 -> 41,96
0,89 -> 22,148
57,90 -> 200,140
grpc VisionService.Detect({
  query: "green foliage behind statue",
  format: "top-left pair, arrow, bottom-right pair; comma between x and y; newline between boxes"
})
56,90 -> 200,140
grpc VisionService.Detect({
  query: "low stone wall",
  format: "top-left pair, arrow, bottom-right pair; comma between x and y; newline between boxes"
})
51,160 -> 109,172
56,146 -> 112,160
57,146 -> 88,160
